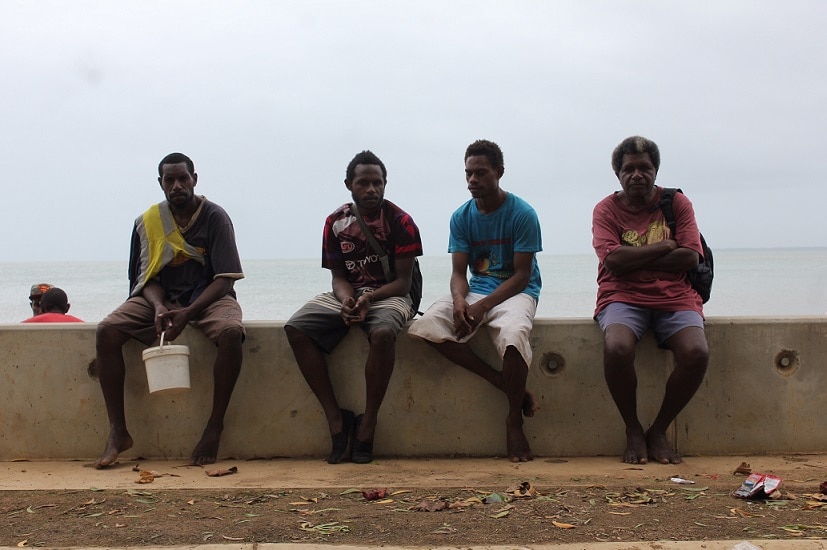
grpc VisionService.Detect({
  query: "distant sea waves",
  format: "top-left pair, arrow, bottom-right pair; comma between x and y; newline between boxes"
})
1,248 -> 826,324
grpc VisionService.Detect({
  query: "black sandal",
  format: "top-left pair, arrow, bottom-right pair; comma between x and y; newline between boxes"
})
351,414 -> 374,464
327,409 -> 355,464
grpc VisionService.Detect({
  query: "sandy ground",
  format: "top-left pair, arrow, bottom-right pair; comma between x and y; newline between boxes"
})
1,454 -> 825,549
4,454 -> 825,491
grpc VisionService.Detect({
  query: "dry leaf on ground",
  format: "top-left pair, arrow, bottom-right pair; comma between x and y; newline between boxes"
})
506,481 -> 537,498
361,488 -> 388,501
552,520 -> 576,529
413,500 -> 449,512
205,466 -> 238,477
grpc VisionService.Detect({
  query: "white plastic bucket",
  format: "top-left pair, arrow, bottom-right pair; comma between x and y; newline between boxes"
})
142,332 -> 190,394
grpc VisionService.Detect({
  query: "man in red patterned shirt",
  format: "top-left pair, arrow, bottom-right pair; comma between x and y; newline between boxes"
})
285,150 -> 423,465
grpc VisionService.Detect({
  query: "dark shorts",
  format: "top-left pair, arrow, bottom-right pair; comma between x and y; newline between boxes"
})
100,295 -> 245,346
285,291 -> 412,354
596,302 -> 704,347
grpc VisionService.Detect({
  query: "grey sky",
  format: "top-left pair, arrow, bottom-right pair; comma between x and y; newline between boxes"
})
2,0 -> 824,263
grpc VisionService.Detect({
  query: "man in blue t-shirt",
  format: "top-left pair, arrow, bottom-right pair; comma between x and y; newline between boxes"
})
409,139 -> 542,462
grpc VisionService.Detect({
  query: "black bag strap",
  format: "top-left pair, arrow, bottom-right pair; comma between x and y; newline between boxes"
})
651,187 -> 682,236
351,203 -> 395,283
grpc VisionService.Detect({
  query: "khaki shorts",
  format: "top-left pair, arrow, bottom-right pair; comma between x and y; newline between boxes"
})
407,292 -> 537,366
286,290 -> 412,354
100,295 -> 245,346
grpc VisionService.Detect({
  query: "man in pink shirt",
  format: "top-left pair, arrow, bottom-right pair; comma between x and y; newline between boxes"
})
592,136 -> 709,466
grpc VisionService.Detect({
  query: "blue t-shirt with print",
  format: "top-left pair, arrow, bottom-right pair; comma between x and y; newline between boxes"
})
448,193 -> 542,301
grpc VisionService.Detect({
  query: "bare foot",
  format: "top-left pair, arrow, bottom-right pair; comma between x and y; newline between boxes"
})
506,417 -> 533,462
623,430 -> 648,464
190,425 -> 223,466
522,390 -> 539,418
646,430 -> 681,464
94,429 -> 133,469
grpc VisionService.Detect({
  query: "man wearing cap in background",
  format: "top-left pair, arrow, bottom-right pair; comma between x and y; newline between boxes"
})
22,288 -> 83,323
29,283 -> 54,316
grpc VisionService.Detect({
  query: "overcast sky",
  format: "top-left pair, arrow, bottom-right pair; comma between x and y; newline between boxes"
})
1,0 -> 824,263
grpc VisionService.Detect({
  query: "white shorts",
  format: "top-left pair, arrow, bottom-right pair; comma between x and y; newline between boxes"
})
407,292 -> 537,366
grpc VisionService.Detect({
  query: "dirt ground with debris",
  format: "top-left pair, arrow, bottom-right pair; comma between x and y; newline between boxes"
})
3,456 -> 827,547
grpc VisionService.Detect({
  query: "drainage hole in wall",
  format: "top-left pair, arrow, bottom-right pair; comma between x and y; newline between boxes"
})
774,349 -> 800,377
540,352 -> 566,377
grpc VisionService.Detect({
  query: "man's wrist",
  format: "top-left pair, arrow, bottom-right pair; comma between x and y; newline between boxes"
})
361,288 -> 375,303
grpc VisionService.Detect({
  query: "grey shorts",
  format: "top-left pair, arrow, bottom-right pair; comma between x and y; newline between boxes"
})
285,291 -> 412,354
100,295 -> 245,346
596,302 -> 704,347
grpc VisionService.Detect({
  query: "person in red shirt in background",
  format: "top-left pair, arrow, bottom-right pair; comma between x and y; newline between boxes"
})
22,287 -> 83,322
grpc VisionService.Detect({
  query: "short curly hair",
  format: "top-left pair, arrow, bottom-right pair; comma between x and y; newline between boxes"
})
345,150 -> 387,182
611,136 -> 660,174
464,139 -> 504,169
158,152 -> 195,177
40,287 -> 69,314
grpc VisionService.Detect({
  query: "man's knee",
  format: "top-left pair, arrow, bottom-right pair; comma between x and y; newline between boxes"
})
503,346 -> 529,371
369,326 -> 397,348
603,335 -> 636,365
670,328 -> 709,369
674,340 -> 709,371
217,327 -> 244,350
96,323 -> 128,352
284,324 -> 311,349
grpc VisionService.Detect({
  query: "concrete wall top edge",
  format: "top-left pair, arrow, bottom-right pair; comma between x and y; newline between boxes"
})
2,316 -> 826,331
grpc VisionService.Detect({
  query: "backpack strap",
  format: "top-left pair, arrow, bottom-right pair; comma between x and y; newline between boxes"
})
351,203 -> 395,283
651,187 -> 682,236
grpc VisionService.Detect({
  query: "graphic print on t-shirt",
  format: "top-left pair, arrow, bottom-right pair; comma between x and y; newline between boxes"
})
621,219 -> 670,247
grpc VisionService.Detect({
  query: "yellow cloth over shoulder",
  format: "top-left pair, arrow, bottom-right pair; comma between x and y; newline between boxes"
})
131,201 -> 205,296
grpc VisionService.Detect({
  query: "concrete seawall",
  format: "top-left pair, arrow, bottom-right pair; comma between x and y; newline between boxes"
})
1,317 -> 825,460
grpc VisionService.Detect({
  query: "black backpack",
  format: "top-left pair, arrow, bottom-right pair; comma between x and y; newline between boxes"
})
407,259 -> 424,316
654,188 -> 713,303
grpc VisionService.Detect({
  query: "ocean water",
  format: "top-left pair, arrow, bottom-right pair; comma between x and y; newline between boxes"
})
2,248 -> 826,324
